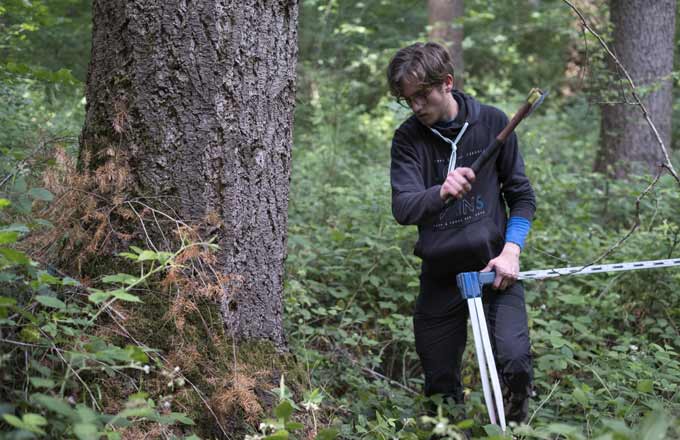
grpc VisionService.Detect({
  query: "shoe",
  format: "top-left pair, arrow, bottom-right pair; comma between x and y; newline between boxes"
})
505,388 -> 530,424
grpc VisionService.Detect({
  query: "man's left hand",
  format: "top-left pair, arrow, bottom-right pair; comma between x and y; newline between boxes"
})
481,243 -> 521,290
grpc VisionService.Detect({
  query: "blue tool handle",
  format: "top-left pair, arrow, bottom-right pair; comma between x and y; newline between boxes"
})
457,271 -> 498,300
479,271 -> 496,285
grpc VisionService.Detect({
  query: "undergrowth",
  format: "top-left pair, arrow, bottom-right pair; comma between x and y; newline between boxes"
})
282,94 -> 680,439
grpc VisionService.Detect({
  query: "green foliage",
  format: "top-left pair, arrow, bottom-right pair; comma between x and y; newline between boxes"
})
462,0 -> 576,98
2,0 -> 680,438
245,376 -> 339,440
0,191 -> 208,438
0,0 -> 88,163
285,1 -> 680,438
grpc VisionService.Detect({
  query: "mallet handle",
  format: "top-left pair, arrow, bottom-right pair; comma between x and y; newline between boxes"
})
470,98 -> 535,174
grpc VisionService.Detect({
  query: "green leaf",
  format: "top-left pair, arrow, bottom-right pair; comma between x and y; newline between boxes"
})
13,176 -> 27,193
118,406 -> 154,418
124,345 -> 149,363
316,428 -> 339,440
20,325 -> 40,343
34,218 -> 54,229
545,423 -> 584,438
638,410 -> 671,440
74,422 -> 100,440
169,412 -> 194,425
102,273 -> 138,285
28,188 -> 54,201
63,277 -> 80,286
88,289 -> 111,304
22,413 -> 47,427
37,271 -> 61,285
572,387 -> 588,406
35,295 -> 66,310
275,400 -> 294,421
2,413 -> 47,434
5,224 -> 30,234
264,431 -> 289,440
29,377 -> 56,389
2,414 -> 24,430
0,272 -> 17,283
111,290 -> 143,303
16,195 -> 32,214
75,405 -> 99,424
137,250 -> 158,261
0,296 -> 17,307
0,198 -> 10,208
0,247 -> 30,265
32,394 -> 75,417
483,423 -> 503,437
0,231 -> 20,244
285,421 -> 304,431
637,379 -> 654,393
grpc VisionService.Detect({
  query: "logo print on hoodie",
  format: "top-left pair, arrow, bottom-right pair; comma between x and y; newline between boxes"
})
434,195 -> 487,231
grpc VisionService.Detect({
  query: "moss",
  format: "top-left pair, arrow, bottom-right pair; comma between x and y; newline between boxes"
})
95,286 -> 308,439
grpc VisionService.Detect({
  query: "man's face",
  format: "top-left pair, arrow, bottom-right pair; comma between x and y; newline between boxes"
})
399,76 -> 454,127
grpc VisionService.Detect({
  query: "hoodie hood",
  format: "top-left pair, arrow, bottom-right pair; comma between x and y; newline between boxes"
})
413,89 -> 481,134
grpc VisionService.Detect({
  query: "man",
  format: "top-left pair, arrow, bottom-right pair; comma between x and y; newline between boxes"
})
387,42 -> 535,423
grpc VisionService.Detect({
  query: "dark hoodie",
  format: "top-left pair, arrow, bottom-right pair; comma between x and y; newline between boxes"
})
390,91 -> 536,277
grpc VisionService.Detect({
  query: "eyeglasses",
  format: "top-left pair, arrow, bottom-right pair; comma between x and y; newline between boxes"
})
396,85 -> 435,109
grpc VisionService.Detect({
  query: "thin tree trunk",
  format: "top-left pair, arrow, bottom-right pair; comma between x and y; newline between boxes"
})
595,0 -> 675,177
428,0 -> 464,90
79,0 -> 298,347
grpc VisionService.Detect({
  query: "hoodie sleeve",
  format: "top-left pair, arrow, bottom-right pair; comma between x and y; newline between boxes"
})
390,129 -> 445,225
495,112 -> 536,221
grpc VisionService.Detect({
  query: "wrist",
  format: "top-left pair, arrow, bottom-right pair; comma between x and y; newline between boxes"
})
503,242 -> 521,257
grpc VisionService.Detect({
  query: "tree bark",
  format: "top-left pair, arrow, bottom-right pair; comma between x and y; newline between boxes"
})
428,0 -> 464,90
79,0 -> 298,347
595,0 -> 675,178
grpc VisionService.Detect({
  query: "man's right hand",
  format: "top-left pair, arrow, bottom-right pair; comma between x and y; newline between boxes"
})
440,167 -> 476,200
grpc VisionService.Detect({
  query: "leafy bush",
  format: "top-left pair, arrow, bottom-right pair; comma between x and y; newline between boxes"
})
0,189 -> 205,438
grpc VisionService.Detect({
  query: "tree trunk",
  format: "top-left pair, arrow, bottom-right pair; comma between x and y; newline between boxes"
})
428,0 -> 464,90
79,0 -> 298,347
595,0 -> 675,178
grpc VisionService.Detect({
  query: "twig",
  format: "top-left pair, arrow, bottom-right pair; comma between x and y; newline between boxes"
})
0,173 -> 13,188
664,308 -> 679,337
0,136 -> 76,189
572,169 -> 662,272
562,0 -> 680,183
526,380 -> 560,427
0,338 -> 51,349
127,201 -> 159,252
150,208 -> 169,249
44,332 -> 102,411
332,343 -> 419,395
587,365 -> 613,399
360,366 -> 419,396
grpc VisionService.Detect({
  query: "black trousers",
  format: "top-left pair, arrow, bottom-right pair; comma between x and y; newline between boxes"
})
413,273 -> 533,403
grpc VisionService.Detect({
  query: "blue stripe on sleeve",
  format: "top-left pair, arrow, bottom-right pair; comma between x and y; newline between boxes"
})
505,216 -> 531,250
